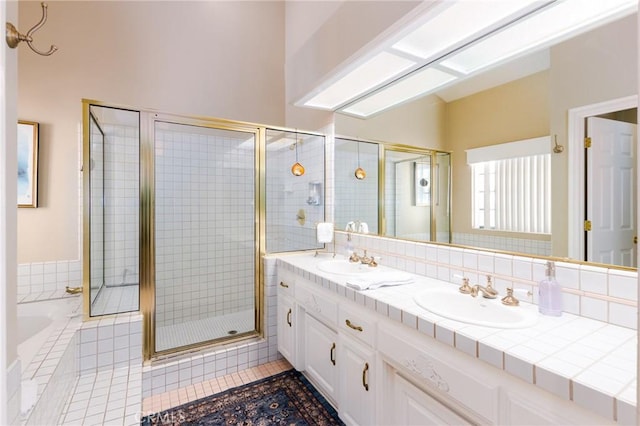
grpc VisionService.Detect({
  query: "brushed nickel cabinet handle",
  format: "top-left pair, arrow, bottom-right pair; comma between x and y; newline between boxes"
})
286,308 -> 292,327
279,281 -> 289,288
330,342 -> 336,366
345,319 -> 363,332
362,362 -> 369,391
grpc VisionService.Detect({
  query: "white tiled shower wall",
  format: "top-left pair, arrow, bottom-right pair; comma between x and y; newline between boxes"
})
101,124 -> 140,289
266,130 -> 325,253
154,126 -> 254,327
334,138 -> 378,233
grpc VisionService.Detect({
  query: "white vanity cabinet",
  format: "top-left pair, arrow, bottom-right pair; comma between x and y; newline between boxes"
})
276,262 -> 614,426
377,320 -> 614,426
338,333 -> 376,426
302,314 -> 338,404
276,269 -> 297,368
337,304 -> 377,426
393,373 -> 472,425
296,278 -> 339,405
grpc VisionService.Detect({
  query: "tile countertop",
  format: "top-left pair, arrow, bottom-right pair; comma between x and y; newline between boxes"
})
274,252 -> 637,423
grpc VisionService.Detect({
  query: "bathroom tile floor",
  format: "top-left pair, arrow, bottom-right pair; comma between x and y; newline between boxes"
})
58,364 -> 142,426
142,358 -> 292,414
57,359 -> 291,425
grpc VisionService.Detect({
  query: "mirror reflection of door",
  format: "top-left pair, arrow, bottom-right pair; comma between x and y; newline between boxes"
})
586,112 -> 637,267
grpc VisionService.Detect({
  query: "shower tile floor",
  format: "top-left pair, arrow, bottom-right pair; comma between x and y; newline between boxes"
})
156,309 -> 255,352
142,358 -> 291,414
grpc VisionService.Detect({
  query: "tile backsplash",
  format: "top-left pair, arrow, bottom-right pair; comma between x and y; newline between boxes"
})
333,231 -> 637,330
17,259 -> 82,300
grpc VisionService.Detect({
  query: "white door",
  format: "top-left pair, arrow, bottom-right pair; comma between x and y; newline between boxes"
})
586,117 -> 637,267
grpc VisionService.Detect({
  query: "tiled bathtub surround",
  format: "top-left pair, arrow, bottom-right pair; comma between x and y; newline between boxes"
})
333,231 -> 637,330
17,259 -> 82,301
277,253 -> 637,423
20,298 -> 83,425
77,313 -> 143,375
7,360 -> 21,425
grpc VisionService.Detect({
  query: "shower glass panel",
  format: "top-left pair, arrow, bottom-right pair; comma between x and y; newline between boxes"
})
89,113 -> 104,305
154,122 -> 256,353
265,129 -> 325,253
88,105 -> 140,316
435,152 -> 452,243
386,150 -> 432,240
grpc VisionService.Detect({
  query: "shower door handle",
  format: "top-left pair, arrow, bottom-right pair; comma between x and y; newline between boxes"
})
286,308 -> 292,327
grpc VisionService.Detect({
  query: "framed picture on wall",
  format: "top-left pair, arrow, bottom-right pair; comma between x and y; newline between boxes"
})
17,120 -> 39,208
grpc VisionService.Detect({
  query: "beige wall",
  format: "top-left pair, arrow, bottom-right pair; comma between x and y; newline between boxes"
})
549,13 -> 637,257
446,71 -> 550,238
18,1 -> 287,262
4,0 -> 18,370
335,95 -> 447,149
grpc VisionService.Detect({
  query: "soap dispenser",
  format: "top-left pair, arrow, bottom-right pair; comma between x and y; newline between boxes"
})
538,261 -> 562,316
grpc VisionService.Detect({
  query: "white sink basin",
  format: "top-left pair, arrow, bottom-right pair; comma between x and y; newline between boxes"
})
317,259 -> 374,275
413,287 -> 537,329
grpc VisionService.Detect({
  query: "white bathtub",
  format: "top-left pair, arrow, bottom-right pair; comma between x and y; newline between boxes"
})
17,297 -> 81,372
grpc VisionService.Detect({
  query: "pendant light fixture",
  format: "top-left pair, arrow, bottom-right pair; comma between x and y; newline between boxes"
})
354,141 -> 366,180
291,131 -> 305,176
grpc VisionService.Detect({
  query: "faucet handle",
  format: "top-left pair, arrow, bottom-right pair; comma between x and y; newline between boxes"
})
349,251 -> 360,263
486,275 -> 494,288
501,287 -> 519,306
459,277 -> 473,294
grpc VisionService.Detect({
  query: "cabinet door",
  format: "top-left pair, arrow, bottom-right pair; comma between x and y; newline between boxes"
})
338,334 -> 375,426
277,295 -> 296,365
304,314 -> 338,403
394,373 -> 472,426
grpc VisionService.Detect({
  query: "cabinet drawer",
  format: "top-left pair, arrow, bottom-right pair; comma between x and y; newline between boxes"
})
296,279 -> 337,328
338,304 -> 376,348
277,268 -> 295,297
378,325 -> 498,423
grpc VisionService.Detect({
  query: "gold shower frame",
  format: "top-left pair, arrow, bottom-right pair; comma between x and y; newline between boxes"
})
82,99 -> 327,361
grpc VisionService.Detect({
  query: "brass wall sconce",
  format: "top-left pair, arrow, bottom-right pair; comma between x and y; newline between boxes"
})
553,135 -> 564,154
6,2 -> 58,56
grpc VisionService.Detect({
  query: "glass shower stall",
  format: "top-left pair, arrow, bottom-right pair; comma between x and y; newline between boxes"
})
84,101 -> 325,360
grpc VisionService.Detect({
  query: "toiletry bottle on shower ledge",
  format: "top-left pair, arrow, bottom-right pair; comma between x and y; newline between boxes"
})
538,261 -> 562,316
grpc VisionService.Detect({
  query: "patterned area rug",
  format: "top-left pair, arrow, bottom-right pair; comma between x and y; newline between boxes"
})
141,369 -> 344,425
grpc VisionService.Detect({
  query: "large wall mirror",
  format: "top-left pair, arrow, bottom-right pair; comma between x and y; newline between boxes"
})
335,137 -> 451,244
335,11 -> 637,270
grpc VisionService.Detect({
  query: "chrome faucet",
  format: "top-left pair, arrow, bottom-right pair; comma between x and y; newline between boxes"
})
470,275 -> 498,299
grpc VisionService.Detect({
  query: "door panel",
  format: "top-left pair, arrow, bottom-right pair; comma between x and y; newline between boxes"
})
586,117 -> 637,267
